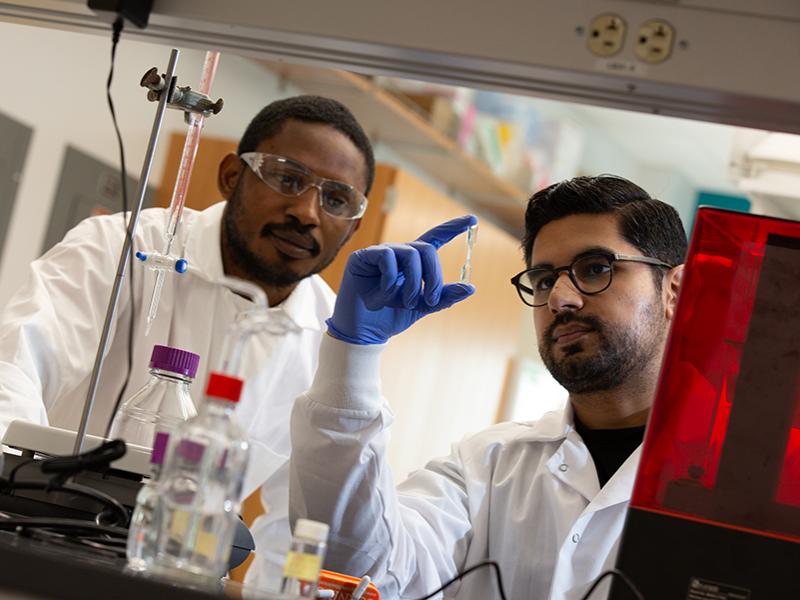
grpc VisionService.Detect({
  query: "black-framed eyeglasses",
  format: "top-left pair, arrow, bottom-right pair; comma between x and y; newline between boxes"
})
240,152 -> 368,220
510,253 -> 674,307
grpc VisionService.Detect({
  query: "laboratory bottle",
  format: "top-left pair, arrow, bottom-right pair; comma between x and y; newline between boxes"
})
126,431 -> 169,571
280,519 -> 330,598
153,372 -> 250,587
109,345 -> 200,448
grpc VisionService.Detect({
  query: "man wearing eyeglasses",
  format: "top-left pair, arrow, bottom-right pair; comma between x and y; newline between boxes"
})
289,175 -> 686,599
0,95 -> 373,588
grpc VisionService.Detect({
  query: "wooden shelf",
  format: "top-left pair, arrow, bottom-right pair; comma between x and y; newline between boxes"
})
258,61 -> 528,235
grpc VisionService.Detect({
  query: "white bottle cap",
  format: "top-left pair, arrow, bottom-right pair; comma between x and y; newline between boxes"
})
294,518 -> 330,543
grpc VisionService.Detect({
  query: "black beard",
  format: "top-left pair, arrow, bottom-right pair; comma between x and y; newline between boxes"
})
221,183 -> 341,289
539,307 -> 664,394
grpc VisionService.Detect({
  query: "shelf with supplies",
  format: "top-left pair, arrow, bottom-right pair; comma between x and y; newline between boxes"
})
258,60 -> 530,236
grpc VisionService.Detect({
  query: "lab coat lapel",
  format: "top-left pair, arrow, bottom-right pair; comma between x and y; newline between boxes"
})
547,434 -> 601,503
584,445 -> 642,514
535,404 -> 601,502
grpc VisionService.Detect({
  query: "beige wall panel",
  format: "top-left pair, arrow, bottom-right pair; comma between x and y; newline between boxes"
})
155,133 -> 237,212
378,168 -> 526,480
318,165 -> 392,292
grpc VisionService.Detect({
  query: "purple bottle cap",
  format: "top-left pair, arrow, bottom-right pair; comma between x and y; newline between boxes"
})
149,345 -> 200,379
151,432 -> 169,465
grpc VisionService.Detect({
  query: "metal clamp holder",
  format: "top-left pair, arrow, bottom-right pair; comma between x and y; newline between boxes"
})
140,66 -> 224,119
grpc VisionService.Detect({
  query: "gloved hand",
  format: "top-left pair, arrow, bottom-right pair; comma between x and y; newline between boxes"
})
327,215 -> 478,345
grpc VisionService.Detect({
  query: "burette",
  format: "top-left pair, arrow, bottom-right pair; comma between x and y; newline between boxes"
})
76,48 -> 223,453
137,51 -> 223,336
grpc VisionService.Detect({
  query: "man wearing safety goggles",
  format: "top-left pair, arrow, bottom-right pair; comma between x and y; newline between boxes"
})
0,95 -> 374,590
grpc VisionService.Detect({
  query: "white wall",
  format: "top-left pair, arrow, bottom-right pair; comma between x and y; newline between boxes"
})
579,124 -> 698,227
0,20 -> 301,308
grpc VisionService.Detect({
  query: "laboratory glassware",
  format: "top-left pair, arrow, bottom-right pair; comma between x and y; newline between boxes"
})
140,51 -> 221,336
460,223 -> 478,284
126,431 -> 169,570
280,518 -> 330,598
109,344 -> 199,448
153,372 -> 249,587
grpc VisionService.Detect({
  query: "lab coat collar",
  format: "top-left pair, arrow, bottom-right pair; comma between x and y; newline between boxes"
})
516,402 -> 576,443
183,201 -> 323,331
520,402 -> 642,506
547,432 -> 601,503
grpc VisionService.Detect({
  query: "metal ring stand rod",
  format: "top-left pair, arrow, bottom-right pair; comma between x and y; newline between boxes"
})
73,48 -> 181,454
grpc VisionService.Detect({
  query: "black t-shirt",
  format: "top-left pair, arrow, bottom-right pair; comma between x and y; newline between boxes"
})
573,416 -> 645,488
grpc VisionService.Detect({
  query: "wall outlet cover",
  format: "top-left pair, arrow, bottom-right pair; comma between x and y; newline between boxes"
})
587,14 -> 627,57
636,19 -> 675,64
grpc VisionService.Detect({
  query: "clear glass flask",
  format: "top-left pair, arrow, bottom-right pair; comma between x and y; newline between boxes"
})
153,372 -> 250,587
280,519 -> 329,598
109,345 -> 200,448
126,431 -> 169,570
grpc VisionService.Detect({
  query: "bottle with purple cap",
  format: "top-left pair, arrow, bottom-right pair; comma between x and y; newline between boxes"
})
126,431 -> 170,571
109,345 -> 200,448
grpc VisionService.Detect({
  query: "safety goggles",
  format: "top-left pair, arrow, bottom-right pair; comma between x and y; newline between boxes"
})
240,152 -> 368,220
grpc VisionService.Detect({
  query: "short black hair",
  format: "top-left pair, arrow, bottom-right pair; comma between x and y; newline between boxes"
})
523,175 -> 687,287
237,95 -> 376,195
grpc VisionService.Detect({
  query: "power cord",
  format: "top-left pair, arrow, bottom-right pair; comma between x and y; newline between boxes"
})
2,482 -> 129,528
0,440 -> 130,527
7,458 -> 38,484
578,569 -> 646,600
409,563 -> 643,600
0,517 -> 127,538
412,561 -> 507,600
102,15 -> 136,439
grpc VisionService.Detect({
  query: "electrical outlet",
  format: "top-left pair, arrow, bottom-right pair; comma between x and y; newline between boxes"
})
587,14 -> 626,57
635,19 -> 675,64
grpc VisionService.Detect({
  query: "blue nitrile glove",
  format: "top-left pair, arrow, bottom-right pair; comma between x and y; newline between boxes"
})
327,215 -> 478,345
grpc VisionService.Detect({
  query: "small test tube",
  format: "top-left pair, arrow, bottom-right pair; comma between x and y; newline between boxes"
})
460,224 -> 478,284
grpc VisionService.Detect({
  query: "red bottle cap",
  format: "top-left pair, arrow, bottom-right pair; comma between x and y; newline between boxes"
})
205,372 -> 244,403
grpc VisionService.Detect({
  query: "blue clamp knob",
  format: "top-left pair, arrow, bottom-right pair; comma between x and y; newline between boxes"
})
175,258 -> 188,274
135,251 -> 147,262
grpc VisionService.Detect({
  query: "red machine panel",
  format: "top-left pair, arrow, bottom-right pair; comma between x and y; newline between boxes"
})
632,207 -> 800,544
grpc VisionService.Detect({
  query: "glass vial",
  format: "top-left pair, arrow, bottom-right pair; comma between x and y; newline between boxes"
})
280,519 -> 329,598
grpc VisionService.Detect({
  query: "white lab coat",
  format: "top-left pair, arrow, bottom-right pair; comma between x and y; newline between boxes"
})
290,336 -> 640,599
0,201 -> 336,590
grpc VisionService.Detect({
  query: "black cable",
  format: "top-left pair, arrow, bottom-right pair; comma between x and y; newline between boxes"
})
25,527 -> 126,560
0,516 -> 127,538
39,439 -> 126,478
412,561 -> 507,600
102,15 -> 136,439
0,481 -> 129,528
578,569 -> 646,600
1,441 -> 130,527
6,458 -> 37,484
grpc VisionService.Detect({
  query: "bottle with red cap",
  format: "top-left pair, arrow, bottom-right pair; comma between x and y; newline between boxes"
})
109,344 -> 200,448
151,372 -> 250,587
